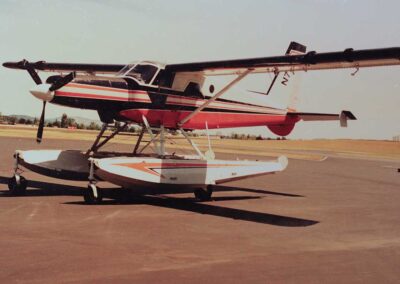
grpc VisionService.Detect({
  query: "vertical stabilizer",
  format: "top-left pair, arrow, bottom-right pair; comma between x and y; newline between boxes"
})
286,41 -> 307,55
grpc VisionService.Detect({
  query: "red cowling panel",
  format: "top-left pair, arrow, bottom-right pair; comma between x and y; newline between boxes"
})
267,124 -> 296,136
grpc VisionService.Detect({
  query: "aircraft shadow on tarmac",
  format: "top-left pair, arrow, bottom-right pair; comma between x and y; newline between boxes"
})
0,176 -> 317,227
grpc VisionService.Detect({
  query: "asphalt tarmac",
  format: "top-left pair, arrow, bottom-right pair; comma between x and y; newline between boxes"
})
0,137 -> 399,283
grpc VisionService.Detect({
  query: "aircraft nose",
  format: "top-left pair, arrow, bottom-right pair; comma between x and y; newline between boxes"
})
29,84 -> 54,101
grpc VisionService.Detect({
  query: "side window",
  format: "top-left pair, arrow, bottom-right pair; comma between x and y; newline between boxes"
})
183,82 -> 204,98
153,69 -> 175,88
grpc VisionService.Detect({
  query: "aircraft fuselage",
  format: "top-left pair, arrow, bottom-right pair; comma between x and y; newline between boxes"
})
50,80 -> 297,131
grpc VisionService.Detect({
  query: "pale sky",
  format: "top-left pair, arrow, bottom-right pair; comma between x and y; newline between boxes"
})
0,0 -> 399,139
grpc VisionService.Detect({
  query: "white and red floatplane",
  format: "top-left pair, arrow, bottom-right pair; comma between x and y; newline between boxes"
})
3,42 -> 400,203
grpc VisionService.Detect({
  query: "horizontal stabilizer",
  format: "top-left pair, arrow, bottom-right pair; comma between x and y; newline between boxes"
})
340,110 -> 356,127
288,111 -> 356,127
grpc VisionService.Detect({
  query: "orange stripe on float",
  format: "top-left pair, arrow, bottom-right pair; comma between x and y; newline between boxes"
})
114,162 -> 252,177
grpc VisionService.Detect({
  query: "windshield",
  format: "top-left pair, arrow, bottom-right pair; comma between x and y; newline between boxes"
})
125,64 -> 159,84
117,64 -> 133,76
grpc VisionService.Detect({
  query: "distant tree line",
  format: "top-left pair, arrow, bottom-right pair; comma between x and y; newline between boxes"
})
1,113 -> 145,134
1,112 -> 285,139
220,133 -> 287,140
0,112 -> 103,130
45,113 -> 107,130
0,113 -> 18,125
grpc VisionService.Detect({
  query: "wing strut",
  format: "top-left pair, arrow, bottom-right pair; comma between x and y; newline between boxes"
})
265,69 -> 279,95
179,128 -> 205,159
177,69 -> 253,127
86,122 -> 128,155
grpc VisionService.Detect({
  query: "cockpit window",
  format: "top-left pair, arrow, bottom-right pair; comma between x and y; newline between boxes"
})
117,65 -> 132,76
129,64 -> 158,84
117,64 -> 158,85
117,62 -> 165,85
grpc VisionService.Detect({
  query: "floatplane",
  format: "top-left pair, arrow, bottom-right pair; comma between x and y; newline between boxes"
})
3,42 -> 399,203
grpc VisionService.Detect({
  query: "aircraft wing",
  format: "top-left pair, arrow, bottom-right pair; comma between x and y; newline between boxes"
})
2,60 -> 124,75
3,46 -> 399,77
165,47 -> 400,76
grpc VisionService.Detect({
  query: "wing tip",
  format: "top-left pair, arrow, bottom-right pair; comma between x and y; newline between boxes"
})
3,61 -> 16,69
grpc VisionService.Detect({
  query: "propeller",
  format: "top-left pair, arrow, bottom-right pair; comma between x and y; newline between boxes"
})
37,101 -> 46,143
21,61 -> 46,143
27,65 -> 42,85
20,60 -> 75,143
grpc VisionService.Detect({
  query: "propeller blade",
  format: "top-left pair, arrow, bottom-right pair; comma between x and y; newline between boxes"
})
27,67 -> 42,85
36,101 -> 46,143
49,72 -> 75,91
15,59 -> 43,85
